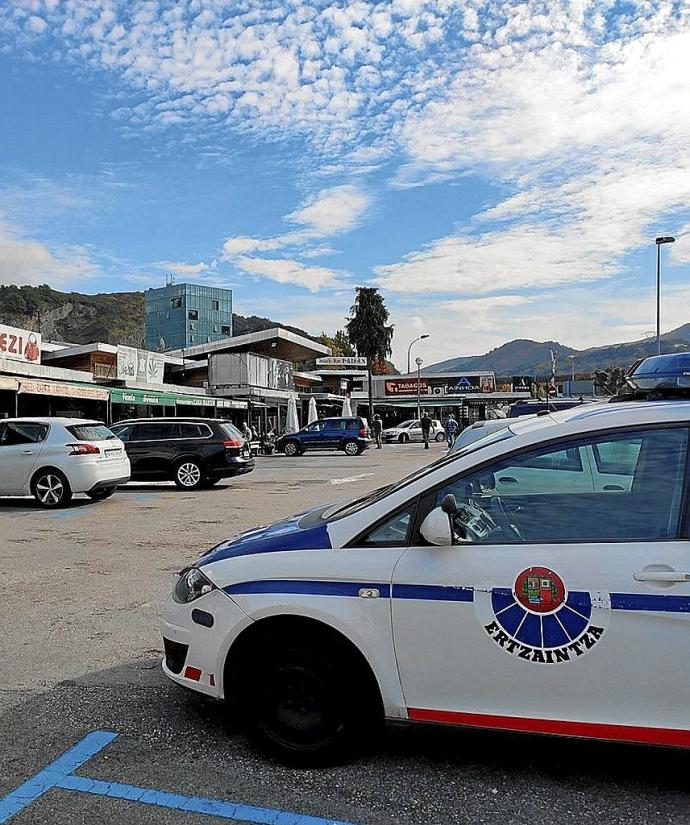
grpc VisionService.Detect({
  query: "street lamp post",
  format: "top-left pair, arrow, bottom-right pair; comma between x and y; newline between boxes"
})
655,236 -> 675,355
567,355 -> 575,382
415,356 -> 423,420
407,334 -> 430,374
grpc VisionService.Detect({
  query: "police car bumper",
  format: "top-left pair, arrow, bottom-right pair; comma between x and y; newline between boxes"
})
160,588 -> 251,700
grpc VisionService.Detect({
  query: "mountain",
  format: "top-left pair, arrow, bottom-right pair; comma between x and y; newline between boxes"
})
0,284 -> 315,347
425,327 -> 690,378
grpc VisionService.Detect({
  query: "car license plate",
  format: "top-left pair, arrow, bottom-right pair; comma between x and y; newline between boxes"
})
105,448 -> 121,458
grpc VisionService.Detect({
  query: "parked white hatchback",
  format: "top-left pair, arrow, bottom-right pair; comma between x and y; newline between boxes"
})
0,418 -> 130,507
382,418 -> 445,443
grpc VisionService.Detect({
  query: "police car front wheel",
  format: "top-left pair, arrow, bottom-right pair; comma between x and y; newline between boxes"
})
243,646 -> 377,764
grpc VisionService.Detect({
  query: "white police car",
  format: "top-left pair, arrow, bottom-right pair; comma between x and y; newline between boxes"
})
161,398 -> 690,761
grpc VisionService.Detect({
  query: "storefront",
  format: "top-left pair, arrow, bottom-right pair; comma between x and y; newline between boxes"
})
109,387 -> 246,424
16,379 -> 109,419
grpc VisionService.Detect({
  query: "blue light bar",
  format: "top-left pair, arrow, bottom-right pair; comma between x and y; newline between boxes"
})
627,353 -> 690,390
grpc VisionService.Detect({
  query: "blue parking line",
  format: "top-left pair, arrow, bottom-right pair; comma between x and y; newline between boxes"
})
0,730 -> 353,825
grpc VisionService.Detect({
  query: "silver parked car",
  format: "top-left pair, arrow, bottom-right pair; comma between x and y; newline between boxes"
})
0,418 -> 130,507
382,418 -> 446,443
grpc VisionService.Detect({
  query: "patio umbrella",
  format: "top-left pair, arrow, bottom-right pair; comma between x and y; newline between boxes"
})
286,392 -> 300,433
308,396 -> 318,424
341,396 -> 352,417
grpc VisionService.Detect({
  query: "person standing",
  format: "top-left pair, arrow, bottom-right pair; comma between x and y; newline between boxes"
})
444,413 -> 458,448
241,421 -> 252,443
420,412 -> 432,449
372,414 -> 383,449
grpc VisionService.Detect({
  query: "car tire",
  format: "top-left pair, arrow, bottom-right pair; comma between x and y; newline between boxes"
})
343,439 -> 361,456
435,432 -> 445,442
174,459 -> 204,490
87,486 -> 117,501
32,469 -> 72,508
283,440 -> 300,457
399,433 -> 409,444
245,645 -> 372,765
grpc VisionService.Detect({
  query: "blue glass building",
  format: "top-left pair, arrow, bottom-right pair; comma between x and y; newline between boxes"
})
144,283 -> 233,351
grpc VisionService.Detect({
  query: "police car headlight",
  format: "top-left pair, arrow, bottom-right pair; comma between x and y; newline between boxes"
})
174,568 -> 217,603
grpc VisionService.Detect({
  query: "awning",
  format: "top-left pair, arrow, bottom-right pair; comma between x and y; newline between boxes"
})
0,376 -> 18,391
19,379 -> 109,402
110,387 -> 176,406
111,386 -> 247,409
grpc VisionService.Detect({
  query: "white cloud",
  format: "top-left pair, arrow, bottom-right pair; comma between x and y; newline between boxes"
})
222,184 -> 369,289
287,184 -> 371,235
154,260 -> 215,277
234,256 -> 347,292
0,221 -> 97,286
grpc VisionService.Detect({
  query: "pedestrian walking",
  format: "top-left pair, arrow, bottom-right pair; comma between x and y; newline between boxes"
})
444,413 -> 458,448
241,421 -> 252,443
372,414 -> 383,449
420,412 -> 432,449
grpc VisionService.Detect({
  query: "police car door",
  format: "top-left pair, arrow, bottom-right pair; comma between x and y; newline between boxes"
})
392,425 -> 690,743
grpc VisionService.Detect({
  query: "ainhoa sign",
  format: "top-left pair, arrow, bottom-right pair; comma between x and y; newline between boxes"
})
0,323 -> 41,364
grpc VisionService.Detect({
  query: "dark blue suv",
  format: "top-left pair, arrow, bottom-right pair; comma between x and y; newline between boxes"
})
277,416 -> 371,456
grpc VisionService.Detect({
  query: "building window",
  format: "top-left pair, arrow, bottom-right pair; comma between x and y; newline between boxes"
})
188,310 -> 198,320
171,297 -> 182,309
212,300 -> 219,311
221,325 -> 231,335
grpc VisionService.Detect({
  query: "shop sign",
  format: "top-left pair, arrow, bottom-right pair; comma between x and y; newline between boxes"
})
428,375 -> 495,395
316,356 -> 367,367
0,376 -> 19,391
384,377 -> 429,395
511,375 -> 532,392
0,323 -> 41,364
19,380 -> 109,401
110,388 -> 175,406
175,395 -> 209,406
215,398 -> 247,409
116,346 -> 165,384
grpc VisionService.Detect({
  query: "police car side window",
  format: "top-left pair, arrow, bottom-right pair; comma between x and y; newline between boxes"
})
359,505 -> 416,546
436,427 -> 688,544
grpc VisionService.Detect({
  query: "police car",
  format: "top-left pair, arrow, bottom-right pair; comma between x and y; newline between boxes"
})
162,387 -> 690,761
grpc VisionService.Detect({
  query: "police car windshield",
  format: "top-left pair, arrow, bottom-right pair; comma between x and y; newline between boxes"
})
323,426 -> 515,520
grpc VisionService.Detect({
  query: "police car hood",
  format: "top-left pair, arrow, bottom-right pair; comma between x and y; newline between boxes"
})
196,505 -> 332,567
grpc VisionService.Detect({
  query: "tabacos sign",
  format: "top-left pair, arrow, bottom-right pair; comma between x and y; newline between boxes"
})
0,323 -> 41,364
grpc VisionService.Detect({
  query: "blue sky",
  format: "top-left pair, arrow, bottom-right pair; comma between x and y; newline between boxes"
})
1,1 -> 690,370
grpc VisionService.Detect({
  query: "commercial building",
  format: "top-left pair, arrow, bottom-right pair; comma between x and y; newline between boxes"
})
144,283 -> 233,351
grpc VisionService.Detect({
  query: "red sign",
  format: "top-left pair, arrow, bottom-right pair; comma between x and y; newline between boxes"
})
0,324 -> 41,364
384,377 -> 429,395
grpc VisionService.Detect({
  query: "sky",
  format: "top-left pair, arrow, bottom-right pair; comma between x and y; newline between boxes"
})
1,0 -> 690,371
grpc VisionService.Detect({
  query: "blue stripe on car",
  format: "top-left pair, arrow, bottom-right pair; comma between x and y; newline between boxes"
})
224,580 -> 391,598
199,522 -> 331,565
222,580 -> 690,613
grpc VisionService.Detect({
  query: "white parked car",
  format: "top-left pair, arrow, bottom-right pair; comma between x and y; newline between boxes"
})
161,400 -> 690,762
382,418 -> 445,443
0,418 -> 130,507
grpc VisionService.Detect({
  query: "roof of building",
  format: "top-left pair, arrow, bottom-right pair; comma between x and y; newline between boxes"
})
166,327 -> 330,362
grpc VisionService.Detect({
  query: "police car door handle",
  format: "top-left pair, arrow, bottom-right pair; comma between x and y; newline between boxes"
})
498,476 -> 518,483
633,571 -> 690,583
21,450 -> 34,455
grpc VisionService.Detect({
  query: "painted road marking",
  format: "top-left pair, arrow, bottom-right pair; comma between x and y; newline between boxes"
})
0,730 -> 353,825
329,473 -> 374,486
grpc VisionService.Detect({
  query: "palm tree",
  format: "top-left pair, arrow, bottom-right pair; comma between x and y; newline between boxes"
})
346,287 -> 394,423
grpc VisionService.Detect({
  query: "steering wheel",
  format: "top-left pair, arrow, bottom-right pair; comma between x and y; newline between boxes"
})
490,495 -> 522,540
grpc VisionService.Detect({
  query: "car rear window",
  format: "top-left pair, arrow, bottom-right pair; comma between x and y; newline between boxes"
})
221,422 -> 244,440
66,424 -> 116,441
178,423 -> 211,438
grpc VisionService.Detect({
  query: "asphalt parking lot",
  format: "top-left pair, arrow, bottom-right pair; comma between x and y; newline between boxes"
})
1,442 -> 689,825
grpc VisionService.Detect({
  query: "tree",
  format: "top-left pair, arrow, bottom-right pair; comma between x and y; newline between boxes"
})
318,329 -> 355,357
593,366 -> 628,396
346,287 -> 394,422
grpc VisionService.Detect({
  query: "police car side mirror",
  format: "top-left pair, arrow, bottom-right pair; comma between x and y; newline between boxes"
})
420,507 -> 453,546
441,493 -> 458,516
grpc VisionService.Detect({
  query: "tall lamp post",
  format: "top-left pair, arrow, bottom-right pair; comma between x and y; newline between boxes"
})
415,356 -> 423,419
407,334 -> 429,374
655,236 -> 675,355
566,355 -> 576,391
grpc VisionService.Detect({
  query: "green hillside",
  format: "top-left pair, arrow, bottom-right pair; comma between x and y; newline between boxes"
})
0,284 -> 315,347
